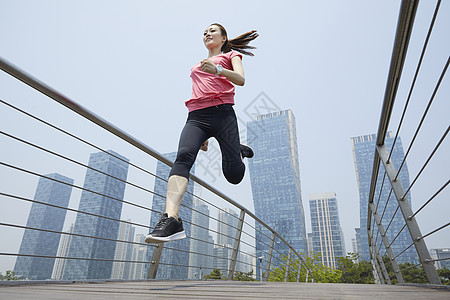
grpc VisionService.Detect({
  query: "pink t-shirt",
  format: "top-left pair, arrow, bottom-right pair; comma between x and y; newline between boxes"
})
185,51 -> 243,112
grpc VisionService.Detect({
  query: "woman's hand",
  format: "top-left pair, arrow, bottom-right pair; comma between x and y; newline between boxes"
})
200,59 -> 217,74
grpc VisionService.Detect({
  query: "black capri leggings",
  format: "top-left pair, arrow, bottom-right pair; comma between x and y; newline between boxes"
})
170,104 -> 245,184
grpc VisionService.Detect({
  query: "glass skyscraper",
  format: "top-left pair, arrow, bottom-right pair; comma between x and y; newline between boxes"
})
14,173 -> 74,280
146,152 -> 194,280
351,132 -> 417,263
247,110 -> 307,273
188,198 -> 214,280
309,192 -> 346,269
63,150 -> 129,280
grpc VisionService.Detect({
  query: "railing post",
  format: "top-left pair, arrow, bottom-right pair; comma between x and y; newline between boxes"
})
147,243 -> 164,279
296,260 -> 302,282
263,232 -> 275,281
369,202 -> 403,284
377,144 -> 441,284
227,209 -> 245,280
368,230 -> 391,284
284,248 -> 292,282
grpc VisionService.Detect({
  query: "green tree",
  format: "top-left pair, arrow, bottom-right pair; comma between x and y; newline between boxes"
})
382,256 -> 428,284
268,253 -> 341,283
1,270 -> 19,281
437,267 -> 449,285
202,269 -> 225,280
336,253 -> 374,284
233,270 -> 256,281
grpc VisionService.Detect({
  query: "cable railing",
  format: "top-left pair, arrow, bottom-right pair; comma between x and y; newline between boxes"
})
367,0 -> 448,285
0,56 -> 313,283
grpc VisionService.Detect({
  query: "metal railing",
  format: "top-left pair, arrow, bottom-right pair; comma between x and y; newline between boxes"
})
367,0 -> 448,285
0,56 -> 313,283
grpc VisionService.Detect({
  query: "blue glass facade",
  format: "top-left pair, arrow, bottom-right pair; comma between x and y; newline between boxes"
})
63,150 -> 129,280
351,133 -> 417,263
309,193 -> 346,268
14,173 -> 74,280
146,152 -> 194,280
247,110 -> 307,271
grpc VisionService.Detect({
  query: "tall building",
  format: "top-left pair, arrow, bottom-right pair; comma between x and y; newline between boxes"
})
111,220 -> 135,279
52,223 -> 74,280
188,197 -> 214,280
429,248 -> 450,270
63,150 -> 129,280
213,208 -> 239,277
248,110 -> 307,276
14,173 -> 74,280
309,192 -> 346,269
129,234 -> 147,280
217,208 -> 238,247
146,152 -> 194,280
351,133 -> 417,263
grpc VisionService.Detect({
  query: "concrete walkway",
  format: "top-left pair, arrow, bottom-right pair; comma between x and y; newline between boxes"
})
1,280 -> 449,299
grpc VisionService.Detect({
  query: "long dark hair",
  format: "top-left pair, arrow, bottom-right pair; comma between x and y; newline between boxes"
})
211,23 -> 258,56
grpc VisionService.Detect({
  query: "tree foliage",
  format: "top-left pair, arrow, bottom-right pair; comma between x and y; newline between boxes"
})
0,270 -> 19,281
437,267 -> 450,285
336,253 -> 375,284
233,270 -> 256,281
268,253 -> 341,283
202,268 -> 225,280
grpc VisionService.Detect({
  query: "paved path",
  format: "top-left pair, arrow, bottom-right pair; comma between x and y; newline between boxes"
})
1,280 -> 449,299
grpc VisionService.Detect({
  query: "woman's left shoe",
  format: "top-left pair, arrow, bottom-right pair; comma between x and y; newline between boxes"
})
240,144 -> 254,159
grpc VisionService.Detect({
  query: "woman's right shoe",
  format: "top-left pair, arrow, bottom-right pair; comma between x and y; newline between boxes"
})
240,144 -> 254,159
145,213 -> 186,243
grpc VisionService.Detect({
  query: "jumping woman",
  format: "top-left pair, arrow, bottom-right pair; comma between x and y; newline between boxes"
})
145,23 -> 258,243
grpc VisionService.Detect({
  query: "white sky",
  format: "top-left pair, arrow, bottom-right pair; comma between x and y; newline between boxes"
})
0,0 -> 449,273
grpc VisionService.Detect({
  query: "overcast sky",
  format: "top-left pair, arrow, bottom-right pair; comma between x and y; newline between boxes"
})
1,0 -> 449,273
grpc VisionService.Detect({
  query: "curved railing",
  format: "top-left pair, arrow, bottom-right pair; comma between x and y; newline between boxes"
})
367,0 -> 448,285
0,56 -> 313,282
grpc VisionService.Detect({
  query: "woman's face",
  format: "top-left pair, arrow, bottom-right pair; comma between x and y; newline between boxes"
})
203,25 -> 226,49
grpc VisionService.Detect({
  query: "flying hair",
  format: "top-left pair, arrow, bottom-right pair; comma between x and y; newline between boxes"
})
210,23 -> 258,56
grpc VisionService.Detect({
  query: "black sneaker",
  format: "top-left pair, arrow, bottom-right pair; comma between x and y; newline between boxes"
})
145,213 -> 186,243
240,144 -> 254,159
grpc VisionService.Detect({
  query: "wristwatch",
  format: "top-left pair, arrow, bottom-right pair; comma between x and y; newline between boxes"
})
215,64 -> 223,76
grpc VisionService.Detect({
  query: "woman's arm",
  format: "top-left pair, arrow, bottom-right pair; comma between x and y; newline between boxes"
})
200,56 -> 245,86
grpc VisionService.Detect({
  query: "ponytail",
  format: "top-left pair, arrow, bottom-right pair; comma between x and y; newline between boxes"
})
211,23 -> 258,56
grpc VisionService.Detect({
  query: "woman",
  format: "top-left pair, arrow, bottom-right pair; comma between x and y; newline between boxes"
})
145,23 -> 258,243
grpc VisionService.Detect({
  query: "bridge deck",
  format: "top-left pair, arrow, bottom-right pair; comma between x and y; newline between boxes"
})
1,280 -> 448,299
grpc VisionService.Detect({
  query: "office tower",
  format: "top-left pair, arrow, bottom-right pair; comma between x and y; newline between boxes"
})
52,223 -> 74,280
217,208 -> 238,247
146,152 -> 194,280
248,110 -> 308,276
213,246 -> 231,276
309,193 -> 346,269
351,133 -> 417,263
129,234 -> 147,280
429,249 -> 450,270
307,233 -> 314,257
14,173 -> 74,280
111,220 -> 135,279
352,238 -> 358,256
188,198 -> 214,280
64,150 -> 129,280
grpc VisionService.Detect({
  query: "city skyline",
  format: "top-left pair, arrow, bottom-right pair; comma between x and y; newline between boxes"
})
1,0 -> 448,274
